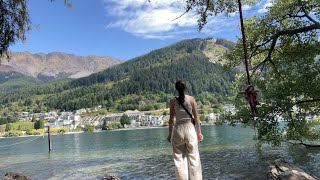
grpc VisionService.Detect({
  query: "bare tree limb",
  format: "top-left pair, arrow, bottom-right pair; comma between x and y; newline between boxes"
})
172,1 -> 196,22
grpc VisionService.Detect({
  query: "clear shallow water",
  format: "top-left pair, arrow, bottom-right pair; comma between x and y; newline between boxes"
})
0,125 -> 319,180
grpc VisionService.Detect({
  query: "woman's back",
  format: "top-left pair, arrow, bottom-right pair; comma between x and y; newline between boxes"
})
174,95 -> 193,125
168,80 -> 203,180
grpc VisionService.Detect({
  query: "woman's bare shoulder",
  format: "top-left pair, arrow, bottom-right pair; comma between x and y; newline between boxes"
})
186,95 -> 196,104
187,95 -> 195,100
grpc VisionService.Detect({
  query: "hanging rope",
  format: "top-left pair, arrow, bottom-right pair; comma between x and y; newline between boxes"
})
237,0 -> 251,86
0,136 -> 42,148
237,0 -> 259,136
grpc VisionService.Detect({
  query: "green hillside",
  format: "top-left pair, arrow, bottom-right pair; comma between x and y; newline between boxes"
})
0,38 -> 236,112
0,72 -> 39,95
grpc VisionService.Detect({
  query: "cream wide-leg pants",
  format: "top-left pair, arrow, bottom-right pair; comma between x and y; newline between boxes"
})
172,122 -> 202,180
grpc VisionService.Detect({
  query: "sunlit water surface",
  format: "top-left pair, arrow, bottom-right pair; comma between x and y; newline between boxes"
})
0,125 -> 319,180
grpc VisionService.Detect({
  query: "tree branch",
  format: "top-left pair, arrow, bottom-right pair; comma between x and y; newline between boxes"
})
172,1 -> 196,22
299,142 -> 320,147
250,39 -> 273,59
250,23 -> 320,74
294,98 -> 320,105
287,141 -> 320,147
304,13 -> 318,24
268,58 -> 282,78
251,59 -> 267,77
301,6 -> 319,24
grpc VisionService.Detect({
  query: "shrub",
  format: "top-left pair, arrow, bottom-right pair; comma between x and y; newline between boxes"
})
15,122 -> 34,131
26,129 -> 45,135
4,130 -> 23,137
107,121 -> 121,130
57,128 -> 69,134
50,128 -> 59,134
73,128 -> 82,132
84,125 -> 94,132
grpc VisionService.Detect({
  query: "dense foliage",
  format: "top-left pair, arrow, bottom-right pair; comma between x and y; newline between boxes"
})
222,0 -> 320,146
106,121 -> 122,130
34,119 -> 45,129
0,72 -> 39,95
120,114 -> 131,127
0,0 -> 71,60
83,125 -> 94,132
0,0 -> 30,60
183,0 -> 320,146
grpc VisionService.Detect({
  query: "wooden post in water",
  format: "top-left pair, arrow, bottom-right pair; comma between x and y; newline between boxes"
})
47,126 -> 52,152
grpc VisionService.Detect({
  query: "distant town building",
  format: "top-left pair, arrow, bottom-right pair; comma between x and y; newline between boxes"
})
222,104 -> 237,115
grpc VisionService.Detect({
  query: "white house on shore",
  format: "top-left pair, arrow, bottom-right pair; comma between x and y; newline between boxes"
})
222,104 -> 237,115
46,115 -> 81,129
140,115 -> 164,126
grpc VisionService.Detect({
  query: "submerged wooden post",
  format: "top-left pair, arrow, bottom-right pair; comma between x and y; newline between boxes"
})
47,126 -> 52,152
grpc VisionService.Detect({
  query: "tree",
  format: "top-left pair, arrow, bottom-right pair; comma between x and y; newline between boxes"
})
222,0 -> 320,146
182,0 -> 320,146
0,0 -> 30,60
107,121 -> 121,130
182,0 -> 262,31
34,119 -> 44,129
24,99 -> 32,106
120,114 -> 131,127
5,123 -> 12,132
102,119 -> 107,130
0,0 -> 72,60
31,114 -> 36,122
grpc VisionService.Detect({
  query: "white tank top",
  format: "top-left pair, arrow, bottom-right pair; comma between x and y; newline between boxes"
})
174,95 -> 193,125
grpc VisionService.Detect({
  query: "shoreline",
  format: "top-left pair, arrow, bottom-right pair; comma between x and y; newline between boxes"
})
0,123 -> 216,138
0,126 -> 167,138
107,126 -> 166,131
0,131 -> 85,139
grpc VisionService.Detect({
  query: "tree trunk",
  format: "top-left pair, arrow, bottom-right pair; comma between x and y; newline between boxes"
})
267,159 -> 317,180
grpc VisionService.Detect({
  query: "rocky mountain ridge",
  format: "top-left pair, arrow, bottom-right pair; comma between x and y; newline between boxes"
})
0,52 -> 123,80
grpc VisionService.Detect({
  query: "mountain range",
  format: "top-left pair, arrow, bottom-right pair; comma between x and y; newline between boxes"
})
0,52 -> 123,92
0,38 -> 236,113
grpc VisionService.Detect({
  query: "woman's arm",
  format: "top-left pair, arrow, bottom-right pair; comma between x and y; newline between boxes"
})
167,99 -> 175,142
191,96 -> 203,142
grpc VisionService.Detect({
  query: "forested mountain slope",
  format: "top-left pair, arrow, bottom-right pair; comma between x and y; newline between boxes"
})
1,38 -> 236,112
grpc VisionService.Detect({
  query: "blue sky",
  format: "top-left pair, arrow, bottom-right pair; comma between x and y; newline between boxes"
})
10,0 -> 272,60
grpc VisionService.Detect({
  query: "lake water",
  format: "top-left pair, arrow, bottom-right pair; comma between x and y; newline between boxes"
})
0,124 -> 320,180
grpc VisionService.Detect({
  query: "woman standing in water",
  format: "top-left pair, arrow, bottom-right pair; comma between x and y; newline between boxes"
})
167,80 -> 203,180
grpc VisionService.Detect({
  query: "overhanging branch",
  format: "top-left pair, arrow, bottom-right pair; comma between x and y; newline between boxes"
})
294,98 -> 320,105
250,22 -> 320,74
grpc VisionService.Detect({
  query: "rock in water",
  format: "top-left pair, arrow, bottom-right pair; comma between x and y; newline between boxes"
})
267,159 -> 317,180
101,175 -> 120,180
3,172 -> 32,180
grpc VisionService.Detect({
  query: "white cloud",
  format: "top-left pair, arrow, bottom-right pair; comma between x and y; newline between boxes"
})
258,0 -> 273,13
103,0 -> 245,39
243,5 -> 252,11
